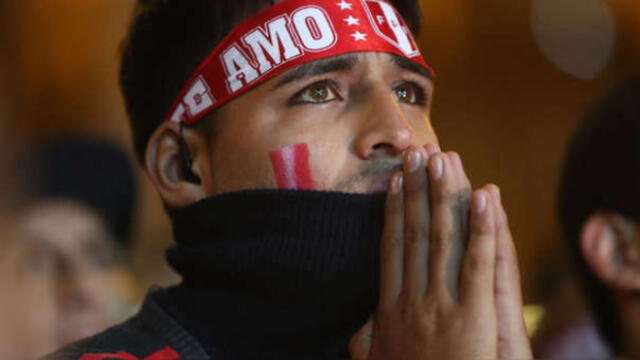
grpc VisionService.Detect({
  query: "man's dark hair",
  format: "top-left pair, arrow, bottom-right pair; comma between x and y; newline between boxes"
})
558,76 -> 640,354
120,0 -> 423,164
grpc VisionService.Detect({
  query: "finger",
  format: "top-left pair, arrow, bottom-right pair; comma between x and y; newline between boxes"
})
448,153 -> 471,244
426,153 -> 454,299
379,172 -> 405,309
448,151 -> 471,189
459,187 -> 496,307
444,152 -> 470,301
402,147 -> 430,299
424,143 -> 440,156
349,317 -> 374,360
488,186 -> 532,359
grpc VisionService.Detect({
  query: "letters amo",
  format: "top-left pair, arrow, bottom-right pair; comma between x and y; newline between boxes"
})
222,5 -> 337,94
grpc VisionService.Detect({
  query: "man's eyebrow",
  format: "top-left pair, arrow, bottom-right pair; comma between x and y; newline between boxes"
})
272,54 -> 360,90
390,54 -> 434,81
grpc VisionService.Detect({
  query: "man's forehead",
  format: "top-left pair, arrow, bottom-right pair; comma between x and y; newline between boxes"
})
273,53 -> 433,89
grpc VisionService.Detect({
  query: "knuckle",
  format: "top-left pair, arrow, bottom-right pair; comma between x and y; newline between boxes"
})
494,277 -> 509,297
404,176 -> 421,193
404,225 -> 428,244
429,231 -> 450,253
495,215 -> 507,231
383,231 -> 403,249
399,297 -> 422,320
466,252 -> 491,272
385,198 -> 401,214
471,221 -> 491,236
432,180 -> 450,200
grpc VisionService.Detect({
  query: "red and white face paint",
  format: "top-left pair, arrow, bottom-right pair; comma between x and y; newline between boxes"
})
165,0 -> 431,125
270,143 -> 314,190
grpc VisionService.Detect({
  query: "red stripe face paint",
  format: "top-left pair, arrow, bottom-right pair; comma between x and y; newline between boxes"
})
269,143 -> 314,190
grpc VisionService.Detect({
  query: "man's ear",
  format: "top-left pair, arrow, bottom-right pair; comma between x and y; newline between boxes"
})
144,121 -> 211,209
581,212 -> 640,291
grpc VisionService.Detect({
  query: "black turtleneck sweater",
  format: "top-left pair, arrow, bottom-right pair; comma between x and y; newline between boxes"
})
155,189 -> 385,359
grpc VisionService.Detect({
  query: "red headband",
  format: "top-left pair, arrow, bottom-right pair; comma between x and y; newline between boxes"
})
166,0 -> 432,125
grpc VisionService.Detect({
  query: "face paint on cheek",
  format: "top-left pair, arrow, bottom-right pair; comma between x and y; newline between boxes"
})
269,143 -> 314,190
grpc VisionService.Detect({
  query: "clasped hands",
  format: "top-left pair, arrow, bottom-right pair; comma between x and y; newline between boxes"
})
349,145 -> 532,360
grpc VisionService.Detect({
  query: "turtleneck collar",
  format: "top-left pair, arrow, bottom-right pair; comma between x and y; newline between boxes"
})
158,189 -> 385,359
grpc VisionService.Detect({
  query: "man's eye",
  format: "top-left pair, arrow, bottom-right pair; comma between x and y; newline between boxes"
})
292,82 -> 339,104
394,82 -> 426,105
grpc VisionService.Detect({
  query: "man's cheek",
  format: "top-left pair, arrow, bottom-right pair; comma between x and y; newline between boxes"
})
269,143 -> 315,190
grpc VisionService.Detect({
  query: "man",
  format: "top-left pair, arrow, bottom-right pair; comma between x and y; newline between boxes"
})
47,0 -> 531,359
558,76 -> 640,359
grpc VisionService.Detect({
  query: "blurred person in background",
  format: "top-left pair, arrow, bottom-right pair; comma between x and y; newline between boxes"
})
0,154 -> 58,359
17,137 -> 140,353
558,76 -> 640,359
0,203 -> 58,359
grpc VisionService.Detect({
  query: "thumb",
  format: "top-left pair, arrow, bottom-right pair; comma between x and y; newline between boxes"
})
349,317 -> 374,360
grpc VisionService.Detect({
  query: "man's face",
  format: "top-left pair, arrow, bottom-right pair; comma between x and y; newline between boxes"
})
200,52 -> 437,196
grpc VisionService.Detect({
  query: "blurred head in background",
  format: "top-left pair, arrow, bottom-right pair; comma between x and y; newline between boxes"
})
0,155 -> 58,359
559,76 -> 640,358
18,136 -> 139,349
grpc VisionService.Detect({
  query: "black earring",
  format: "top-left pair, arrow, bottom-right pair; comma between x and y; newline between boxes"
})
179,122 -> 202,184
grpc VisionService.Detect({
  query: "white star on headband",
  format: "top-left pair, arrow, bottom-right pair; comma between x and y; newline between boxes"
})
343,15 -> 360,26
337,0 -> 353,10
350,31 -> 367,41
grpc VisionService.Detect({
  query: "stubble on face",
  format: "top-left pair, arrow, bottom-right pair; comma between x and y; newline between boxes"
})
333,156 -> 403,193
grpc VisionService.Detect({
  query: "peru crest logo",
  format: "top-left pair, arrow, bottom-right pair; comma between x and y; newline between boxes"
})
362,0 -> 421,57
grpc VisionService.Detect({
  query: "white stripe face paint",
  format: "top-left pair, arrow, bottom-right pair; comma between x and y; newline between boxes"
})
282,145 -> 297,189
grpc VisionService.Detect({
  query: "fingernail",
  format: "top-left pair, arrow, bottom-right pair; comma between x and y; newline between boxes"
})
433,155 -> 444,179
475,192 -> 487,213
406,150 -> 422,172
391,174 -> 403,194
397,175 -> 404,192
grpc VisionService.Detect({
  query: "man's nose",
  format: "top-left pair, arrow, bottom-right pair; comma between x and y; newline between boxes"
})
353,89 -> 413,159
